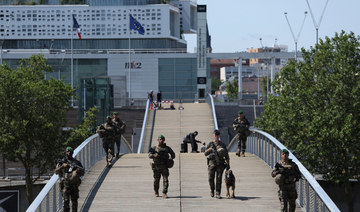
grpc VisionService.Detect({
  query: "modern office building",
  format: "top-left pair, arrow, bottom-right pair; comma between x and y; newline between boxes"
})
1,0 -> 295,121
0,0 -> 213,114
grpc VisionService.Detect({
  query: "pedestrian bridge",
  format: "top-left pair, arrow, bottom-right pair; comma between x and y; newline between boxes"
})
27,97 -> 339,212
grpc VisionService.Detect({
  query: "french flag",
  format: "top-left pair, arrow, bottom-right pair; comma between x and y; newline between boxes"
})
72,14 -> 82,39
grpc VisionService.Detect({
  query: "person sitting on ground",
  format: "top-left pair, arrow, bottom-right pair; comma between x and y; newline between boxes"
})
183,131 -> 201,153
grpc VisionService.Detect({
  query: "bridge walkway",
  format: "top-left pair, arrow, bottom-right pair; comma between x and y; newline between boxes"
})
77,103 -> 299,211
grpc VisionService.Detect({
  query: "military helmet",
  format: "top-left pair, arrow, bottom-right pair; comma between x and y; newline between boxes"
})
217,147 -> 227,158
275,174 -> 285,185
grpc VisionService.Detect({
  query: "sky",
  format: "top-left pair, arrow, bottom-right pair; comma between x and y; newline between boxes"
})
184,0 -> 360,53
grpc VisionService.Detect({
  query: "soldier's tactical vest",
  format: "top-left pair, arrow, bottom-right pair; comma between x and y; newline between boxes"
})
234,117 -> 250,136
153,146 -> 173,168
276,160 -> 296,185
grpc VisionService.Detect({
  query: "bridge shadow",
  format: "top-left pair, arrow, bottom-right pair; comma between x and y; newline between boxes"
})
80,155 -> 123,211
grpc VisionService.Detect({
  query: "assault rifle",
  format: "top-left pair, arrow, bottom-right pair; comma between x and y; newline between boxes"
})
99,125 -> 117,137
149,148 -> 168,160
57,158 -> 84,173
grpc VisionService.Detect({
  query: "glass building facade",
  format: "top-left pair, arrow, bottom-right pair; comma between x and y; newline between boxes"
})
4,57 -> 107,92
159,58 -> 210,100
0,0 -> 163,6
3,38 -> 186,50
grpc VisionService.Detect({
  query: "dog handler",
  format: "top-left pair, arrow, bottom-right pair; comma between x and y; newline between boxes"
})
204,130 -> 230,199
149,135 -> 175,199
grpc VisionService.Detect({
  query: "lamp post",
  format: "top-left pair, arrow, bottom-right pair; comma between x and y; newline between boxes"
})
305,0 -> 329,44
259,38 -> 269,98
236,58 -> 242,100
284,11 -> 308,61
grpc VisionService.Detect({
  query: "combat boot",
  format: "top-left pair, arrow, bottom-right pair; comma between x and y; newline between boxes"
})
154,191 -> 159,197
241,152 -> 245,157
116,153 -> 120,158
162,193 -> 168,199
210,190 -> 214,197
215,193 -> 221,199
236,151 -> 240,157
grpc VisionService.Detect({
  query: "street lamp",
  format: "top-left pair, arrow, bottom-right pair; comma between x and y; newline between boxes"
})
259,38 -> 269,98
305,0 -> 329,44
284,11 -> 308,61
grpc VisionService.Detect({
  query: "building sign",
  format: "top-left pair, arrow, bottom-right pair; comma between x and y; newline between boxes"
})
0,190 -> 19,212
125,61 -> 142,69
197,5 -> 206,12
197,77 -> 206,84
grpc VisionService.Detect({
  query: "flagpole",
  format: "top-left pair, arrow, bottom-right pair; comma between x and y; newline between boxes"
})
128,11 -> 131,103
71,12 -> 74,106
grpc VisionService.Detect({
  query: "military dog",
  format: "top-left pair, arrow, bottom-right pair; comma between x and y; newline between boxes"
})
224,169 -> 236,199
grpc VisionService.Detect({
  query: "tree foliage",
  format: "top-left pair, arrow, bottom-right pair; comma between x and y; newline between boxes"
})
225,80 -> 238,99
0,55 -> 74,204
64,107 -> 98,149
255,31 -> 360,211
211,77 -> 222,94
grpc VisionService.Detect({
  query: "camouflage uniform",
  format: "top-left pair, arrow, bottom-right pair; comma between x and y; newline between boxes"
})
271,159 -> 301,212
204,140 -> 229,196
233,116 -> 250,156
96,121 -> 117,166
56,157 -> 84,212
112,117 -> 126,157
148,143 -> 175,195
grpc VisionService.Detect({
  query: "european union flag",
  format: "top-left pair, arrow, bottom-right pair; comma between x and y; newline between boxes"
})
129,14 -> 145,35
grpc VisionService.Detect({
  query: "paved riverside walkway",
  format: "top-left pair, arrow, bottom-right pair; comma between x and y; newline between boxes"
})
77,103 -> 300,211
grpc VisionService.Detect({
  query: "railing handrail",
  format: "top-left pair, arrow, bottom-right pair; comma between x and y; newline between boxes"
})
27,133 -> 98,212
207,93 -> 218,130
229,128 -> 340,212
137,99 -> 150,153
251,128 -> 339,212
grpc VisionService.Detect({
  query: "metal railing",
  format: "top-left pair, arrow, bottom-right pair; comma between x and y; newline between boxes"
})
228,129 -> 340,212
137,99 -> 150,153
206,93 -> 219,130
27,134 -> 132,212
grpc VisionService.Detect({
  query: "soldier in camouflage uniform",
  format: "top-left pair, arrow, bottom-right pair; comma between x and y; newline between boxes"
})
204,130 -> 230,199
233,110 -> 250,157
149,135 -> 175,199
112,112 -> 126,158
55,147 -> 84,212
96,116 -> 117,167
271,149 -> 301,212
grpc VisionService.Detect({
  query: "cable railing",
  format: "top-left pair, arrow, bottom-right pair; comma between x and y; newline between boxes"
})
27,134 -> 132,212
228,129 -> 340,212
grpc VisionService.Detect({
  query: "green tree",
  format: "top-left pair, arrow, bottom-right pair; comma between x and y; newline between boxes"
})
211,77 -> 222,94
225,80 -> 238,99
64,107 -> 98,148
256,31 -> 360,212
0,55 -> 74,204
